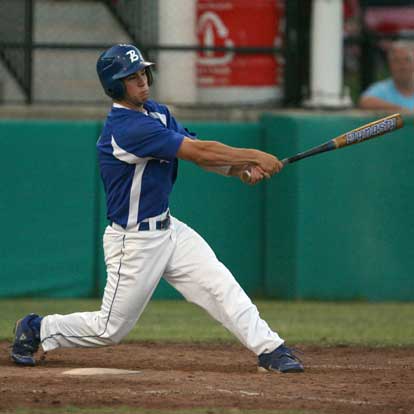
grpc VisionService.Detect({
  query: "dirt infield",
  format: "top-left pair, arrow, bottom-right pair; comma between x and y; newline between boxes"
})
1,342 -> 413,413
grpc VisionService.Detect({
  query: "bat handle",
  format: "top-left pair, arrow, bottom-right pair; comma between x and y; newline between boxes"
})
241,158 -> 287,182
241,169 -> 252,183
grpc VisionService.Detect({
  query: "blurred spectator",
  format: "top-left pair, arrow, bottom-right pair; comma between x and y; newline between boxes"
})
343,0 -> 362,73
358,41 -> 414,112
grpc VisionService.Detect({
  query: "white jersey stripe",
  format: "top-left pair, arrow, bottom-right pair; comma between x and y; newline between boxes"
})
127,161 -> 148,228
149,112 -> 167,126
111,135 -> 142,164
111,135 -> 150,228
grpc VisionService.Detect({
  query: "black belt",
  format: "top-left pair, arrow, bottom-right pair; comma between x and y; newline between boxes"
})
138,216 -> 171,231
111,215 -> 171,231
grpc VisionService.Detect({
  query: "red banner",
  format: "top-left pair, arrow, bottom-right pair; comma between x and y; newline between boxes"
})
197,0 -> 284,88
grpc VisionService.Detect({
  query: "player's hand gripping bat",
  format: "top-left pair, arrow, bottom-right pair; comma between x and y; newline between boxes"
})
242,113 -> 404,183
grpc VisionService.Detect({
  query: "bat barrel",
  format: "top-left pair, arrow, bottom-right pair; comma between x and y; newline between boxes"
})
242,113 -> 403,179
334,113 -> 403,149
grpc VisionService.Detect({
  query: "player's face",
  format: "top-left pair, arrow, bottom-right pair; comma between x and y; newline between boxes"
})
123,69 -> 150,107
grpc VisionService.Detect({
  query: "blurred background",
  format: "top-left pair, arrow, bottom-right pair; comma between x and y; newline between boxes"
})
1,0 -> 414,107
0,0 -> 414,303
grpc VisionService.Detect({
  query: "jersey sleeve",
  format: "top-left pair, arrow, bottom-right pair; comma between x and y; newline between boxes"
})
170,116 -> 197,138
161,104 -> 197,138
113,114 -> 185,162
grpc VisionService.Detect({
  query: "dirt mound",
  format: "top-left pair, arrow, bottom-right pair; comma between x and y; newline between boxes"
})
1,342 -> 413,413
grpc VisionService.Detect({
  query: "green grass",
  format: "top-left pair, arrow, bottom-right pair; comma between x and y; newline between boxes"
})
1,299 -> 413,346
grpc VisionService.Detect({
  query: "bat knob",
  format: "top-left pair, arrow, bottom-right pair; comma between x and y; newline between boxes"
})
241,170 -> 251,183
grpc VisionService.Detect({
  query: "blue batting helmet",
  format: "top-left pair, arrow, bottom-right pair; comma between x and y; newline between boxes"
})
96,44 -> 154,100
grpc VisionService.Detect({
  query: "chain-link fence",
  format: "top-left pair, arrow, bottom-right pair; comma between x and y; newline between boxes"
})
0,0 -> 32,102
1,0 -> 413,107
0,0 -> 306,106
343,0 -> 414,103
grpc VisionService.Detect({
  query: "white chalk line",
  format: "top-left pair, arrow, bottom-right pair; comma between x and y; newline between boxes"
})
144,388 -> 260,397
206,386 -> 261,397
151,385 -> 386,406
308,363 -> 412,370
291,395 -> 384,407
214,388 -> 384,406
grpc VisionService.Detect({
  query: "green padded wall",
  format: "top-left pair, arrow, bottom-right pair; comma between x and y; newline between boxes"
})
263,113 -> 414,301
0,120 -> 100,297
2,116 -> 413,301
261,115 -> 299,299
96,122 -> 264,299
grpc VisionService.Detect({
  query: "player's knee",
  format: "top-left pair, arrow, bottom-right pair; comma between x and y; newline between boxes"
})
100,330 -> 124,345
105,334 -> 122,345
100,318 -> 135,345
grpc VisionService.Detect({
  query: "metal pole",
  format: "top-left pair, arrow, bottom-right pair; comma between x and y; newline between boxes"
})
305,0 -> 351,108
283,0 -> 311,107
24,0 -> 33,104
283,0 -> 299,106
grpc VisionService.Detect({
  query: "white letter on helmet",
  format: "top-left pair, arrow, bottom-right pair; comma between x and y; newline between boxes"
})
126,50 -> 140,63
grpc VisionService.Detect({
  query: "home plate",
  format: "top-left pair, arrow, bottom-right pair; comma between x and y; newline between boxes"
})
63,368 -> 141,376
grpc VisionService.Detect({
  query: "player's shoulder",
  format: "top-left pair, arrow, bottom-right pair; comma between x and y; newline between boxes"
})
109,104 -> 140,119
100,106 -> 140,142
144,99 -> 171,115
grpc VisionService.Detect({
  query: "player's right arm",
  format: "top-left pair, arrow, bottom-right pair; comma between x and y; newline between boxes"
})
177,137 -> 283,177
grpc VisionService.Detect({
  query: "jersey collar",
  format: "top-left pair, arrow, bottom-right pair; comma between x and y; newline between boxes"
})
113,102 -> 148,115
113,103 -> 131,110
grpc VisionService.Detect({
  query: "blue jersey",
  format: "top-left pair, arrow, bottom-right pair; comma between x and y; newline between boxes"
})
361,78 -> 414,111
97,101 -> 195,228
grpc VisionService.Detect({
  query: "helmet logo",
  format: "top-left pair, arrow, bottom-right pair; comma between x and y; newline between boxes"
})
126,49 -> 141,63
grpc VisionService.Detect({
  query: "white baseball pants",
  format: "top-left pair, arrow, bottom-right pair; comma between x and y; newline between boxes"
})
41,216 -> 283,355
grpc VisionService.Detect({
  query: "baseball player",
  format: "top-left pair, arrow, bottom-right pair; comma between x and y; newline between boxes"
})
11,44 -> 303,374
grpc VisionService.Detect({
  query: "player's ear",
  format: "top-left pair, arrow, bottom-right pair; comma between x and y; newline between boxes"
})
145,67 -> 153,86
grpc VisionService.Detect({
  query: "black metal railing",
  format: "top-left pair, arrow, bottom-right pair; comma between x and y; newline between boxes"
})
103,0 -> 158,55
0,0 -> 300,106
9,0 -> 414,106
0,0 -> 33,103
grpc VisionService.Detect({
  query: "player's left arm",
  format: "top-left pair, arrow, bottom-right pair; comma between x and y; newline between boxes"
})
169,116 -> 230,176
181,147 -> 267,183
168,109 -> 270,183
177,137 -> 279,184
201,165 -> 267,185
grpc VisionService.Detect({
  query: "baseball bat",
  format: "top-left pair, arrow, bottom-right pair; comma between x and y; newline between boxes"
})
242,113 -> 403,182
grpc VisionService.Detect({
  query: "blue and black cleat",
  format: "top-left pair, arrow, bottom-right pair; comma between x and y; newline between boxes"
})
11,313 -> 42,366
258,344 -> 304,373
